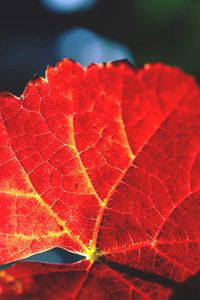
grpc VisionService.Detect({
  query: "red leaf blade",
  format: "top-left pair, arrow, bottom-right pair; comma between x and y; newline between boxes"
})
0,60 -> 200,299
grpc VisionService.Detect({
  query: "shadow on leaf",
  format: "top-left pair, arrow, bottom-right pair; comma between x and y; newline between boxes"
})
169,273 -> 200,300
102,258 -> 200,300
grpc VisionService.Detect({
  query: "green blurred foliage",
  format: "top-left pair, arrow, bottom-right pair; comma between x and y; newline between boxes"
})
132,0 -> 190,27
129,0 -> 200,79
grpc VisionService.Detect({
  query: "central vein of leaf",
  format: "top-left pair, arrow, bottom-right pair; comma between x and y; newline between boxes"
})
80,109 -> 135,261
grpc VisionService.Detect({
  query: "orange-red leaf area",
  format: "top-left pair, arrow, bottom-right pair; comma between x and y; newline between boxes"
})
0,59 -> 200,300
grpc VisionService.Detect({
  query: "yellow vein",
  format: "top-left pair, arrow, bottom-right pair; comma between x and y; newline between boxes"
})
1,231 -> 67,241
0,187 -> 88,253
68,114 -> 103,206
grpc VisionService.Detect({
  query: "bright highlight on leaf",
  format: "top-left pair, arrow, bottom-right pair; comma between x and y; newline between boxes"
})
0,59 -> 200,299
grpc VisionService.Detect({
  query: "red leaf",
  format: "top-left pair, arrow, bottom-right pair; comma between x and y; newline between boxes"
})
0,60 -> 200,299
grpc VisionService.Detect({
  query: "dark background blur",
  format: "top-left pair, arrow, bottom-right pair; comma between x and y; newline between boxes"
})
1,0 -> 200,265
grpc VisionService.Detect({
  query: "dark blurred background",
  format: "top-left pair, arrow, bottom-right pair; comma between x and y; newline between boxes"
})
1,0 -> 200,265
